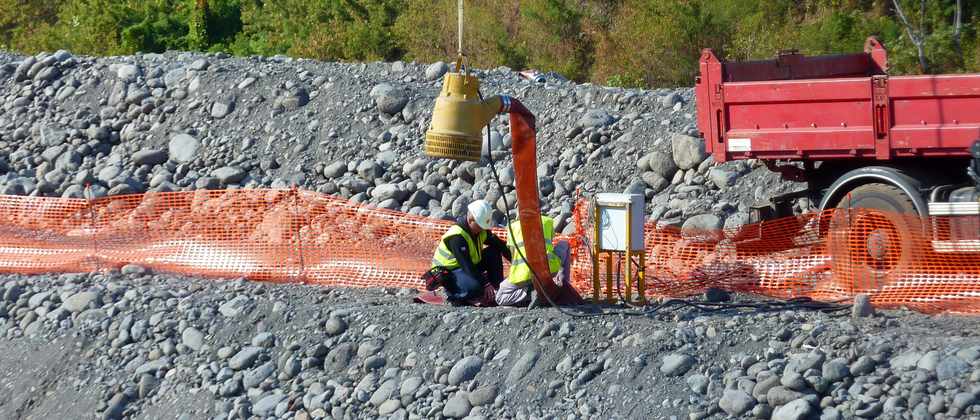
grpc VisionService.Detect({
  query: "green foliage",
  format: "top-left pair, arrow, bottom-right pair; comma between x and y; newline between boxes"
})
2,0 -> 978,87
1,0 -> 241,55
232,0 -> 405,61
598,0 -> 729,86
395,0 -> 528,71
605,73 -> 645,89
187,0 -> 208,51
0,0 -> 65,52
520,0 -> 591,81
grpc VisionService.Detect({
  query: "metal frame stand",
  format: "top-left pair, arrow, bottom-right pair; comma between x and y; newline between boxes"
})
591,198 -> 646,304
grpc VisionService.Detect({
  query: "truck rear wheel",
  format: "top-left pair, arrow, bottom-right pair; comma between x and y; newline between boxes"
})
828,183 -> 918,291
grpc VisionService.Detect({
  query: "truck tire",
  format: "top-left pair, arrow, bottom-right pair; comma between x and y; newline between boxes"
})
828,183 -> 919,292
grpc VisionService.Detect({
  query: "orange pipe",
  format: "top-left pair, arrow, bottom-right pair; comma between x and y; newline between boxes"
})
509,112 -> 563,303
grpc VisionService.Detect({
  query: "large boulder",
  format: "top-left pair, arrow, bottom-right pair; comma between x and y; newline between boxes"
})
373,84 -> 409,115
164,68 -> 186,88
772,398 -> 812,420
116,64 -> 140,82
671,133 -> 707,170
132,149 -> 168,166
936,356 -> 971,381
168,134 -> 201,163
371,183 -> 409,203
425,62 -> 449,81
275,87 -> 310,111
660,353 -> 695,376
681,214 -> 724,239
323,161 -> 347,179
719,389 -> 756,416
708,166 -> 738,188
643,151 -> 678,179
212,166 -> 246,185
577,109 -> 615,129
448,356 -> 483,385
641,172 -> 669,194
661,92 -> 684,108
357,160 -> 384,181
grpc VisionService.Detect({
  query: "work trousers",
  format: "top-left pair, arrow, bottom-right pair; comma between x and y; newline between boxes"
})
495,240 -> 570,306
446,246 -> 505,302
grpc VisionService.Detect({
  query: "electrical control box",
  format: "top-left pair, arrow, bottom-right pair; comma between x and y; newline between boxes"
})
595,193 -> 645,251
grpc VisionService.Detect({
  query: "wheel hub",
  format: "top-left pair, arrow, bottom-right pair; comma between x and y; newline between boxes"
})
851,212 -> 901,271
866,229 -> 889,261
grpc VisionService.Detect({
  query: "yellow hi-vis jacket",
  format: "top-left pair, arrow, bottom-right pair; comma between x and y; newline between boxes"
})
506,216 -> 561,286
431,225 -> 487,270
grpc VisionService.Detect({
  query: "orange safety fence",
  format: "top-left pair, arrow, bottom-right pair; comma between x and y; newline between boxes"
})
0,189 -> 449,288
568,198 -> 980,314
1,189 -> 980,314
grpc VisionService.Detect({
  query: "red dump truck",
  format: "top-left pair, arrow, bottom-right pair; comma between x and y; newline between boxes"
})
695,37 -> 980,280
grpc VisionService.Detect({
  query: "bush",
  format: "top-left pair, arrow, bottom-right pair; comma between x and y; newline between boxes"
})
232,0 -> 404,62
519,0 -> 592,81
605,73 -> 645,89
395,0 -> 527,70
2,0 -> 978,87
596,0 -> 729,87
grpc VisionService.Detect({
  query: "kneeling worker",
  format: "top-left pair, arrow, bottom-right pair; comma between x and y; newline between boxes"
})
429,200 -> 511,303
496,215 -> 571,306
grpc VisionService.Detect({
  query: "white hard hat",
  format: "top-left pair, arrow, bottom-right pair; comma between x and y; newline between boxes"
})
467,200 -> 493,230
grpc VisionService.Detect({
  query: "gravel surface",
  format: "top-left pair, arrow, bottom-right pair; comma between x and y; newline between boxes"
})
1,271 -> 979,419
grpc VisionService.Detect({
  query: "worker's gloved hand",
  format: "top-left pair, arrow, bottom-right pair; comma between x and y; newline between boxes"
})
502,96 -> 536,131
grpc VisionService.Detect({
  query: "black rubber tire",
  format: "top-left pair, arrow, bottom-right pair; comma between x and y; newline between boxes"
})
828,183 -> 919,292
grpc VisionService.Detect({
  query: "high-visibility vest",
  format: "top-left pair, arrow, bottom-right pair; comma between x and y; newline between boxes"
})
507,216 -> 561,286
431,225 -> 487,270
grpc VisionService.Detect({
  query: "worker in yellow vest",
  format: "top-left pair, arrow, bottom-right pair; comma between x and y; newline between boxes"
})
427,200 -> 511,304
496,215 -> 571,307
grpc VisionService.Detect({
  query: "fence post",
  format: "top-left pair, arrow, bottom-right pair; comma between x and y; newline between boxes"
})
291,187 -> 307,284
84,184 -> 101,272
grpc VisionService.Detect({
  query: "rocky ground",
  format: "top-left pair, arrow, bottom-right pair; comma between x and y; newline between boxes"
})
0,270 -> 979,420
0,49 -> 978,420
0,49 -> 804,235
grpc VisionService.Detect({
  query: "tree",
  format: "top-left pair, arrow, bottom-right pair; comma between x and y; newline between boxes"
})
891,0 -> 964,73
1,0 -> 977,85
891,0 -> 929,72
188,0 -> 208,50
0,0 -> 66,51
953,0 -> 962,54
520,0 -> 593,81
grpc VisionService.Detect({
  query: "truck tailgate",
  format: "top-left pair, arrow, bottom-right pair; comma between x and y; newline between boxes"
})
697,41 -> 980,163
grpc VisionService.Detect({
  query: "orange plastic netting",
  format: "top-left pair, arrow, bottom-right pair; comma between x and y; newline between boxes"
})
568,199 -> 980,314
0,189 -> 979,314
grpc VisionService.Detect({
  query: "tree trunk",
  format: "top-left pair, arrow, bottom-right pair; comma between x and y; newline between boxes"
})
954,0 -> 963,55
188,0 -> 209,51
916,42 -> 928,73
891,0 -> 929,73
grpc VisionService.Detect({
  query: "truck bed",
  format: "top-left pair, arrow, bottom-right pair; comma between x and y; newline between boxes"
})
696,38 -> 980,163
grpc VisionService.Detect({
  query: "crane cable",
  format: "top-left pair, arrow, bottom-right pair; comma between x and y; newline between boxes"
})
457,0 -> 464,57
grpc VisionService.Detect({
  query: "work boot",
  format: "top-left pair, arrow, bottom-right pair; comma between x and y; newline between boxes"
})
424,274 -> 442,291
527,289 -> 543,309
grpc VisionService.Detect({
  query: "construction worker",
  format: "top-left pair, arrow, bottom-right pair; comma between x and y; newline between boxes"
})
428,200 -> 511,304
496,215 -> 571,307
